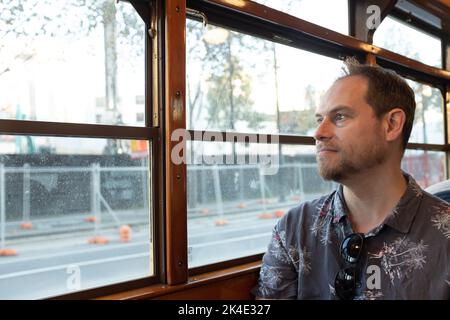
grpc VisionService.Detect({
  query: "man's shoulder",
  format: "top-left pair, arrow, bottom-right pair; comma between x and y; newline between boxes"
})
416,189 -> 450,245
421,188 -> 449,209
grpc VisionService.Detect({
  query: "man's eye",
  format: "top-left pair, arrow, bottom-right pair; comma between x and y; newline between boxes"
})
334,113 -> 346,122
316,118 -> 323,124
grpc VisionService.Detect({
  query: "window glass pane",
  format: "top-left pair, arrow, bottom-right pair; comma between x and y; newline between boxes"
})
187,19 -> 343,136
0,0 -> 145,126
373,16 -> 442,68
0,136 -> 152,299
447,44 -> 450,70
187,141 -> 335,267
406,80 -> 444,144
402,150 -> 445,188
253,0 -> 348,35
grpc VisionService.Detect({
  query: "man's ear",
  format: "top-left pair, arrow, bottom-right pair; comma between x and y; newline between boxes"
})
383,108 -> 406,142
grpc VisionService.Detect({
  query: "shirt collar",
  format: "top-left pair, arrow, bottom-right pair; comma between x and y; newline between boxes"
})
330,172 -> 423,235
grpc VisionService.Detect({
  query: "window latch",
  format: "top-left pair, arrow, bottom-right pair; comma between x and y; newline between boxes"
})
186,8 -> 208,27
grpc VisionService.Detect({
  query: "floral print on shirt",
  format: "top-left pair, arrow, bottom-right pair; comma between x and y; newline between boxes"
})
431,202 -> 450,239
369,237 -> 427,285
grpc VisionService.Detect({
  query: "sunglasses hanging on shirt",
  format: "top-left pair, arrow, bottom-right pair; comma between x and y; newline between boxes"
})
334,233 -> 364,300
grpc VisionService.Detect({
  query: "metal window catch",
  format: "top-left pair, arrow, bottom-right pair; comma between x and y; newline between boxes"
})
186,8 -> 208,27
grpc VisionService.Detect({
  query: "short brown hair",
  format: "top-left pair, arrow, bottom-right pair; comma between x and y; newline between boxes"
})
338,58 -> 416,150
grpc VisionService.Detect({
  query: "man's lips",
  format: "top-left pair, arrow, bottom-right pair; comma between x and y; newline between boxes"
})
317,146 -> 338,153
316,146 -> 339,157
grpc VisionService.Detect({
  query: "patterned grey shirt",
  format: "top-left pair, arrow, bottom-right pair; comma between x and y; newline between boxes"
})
253,173 -> 450,300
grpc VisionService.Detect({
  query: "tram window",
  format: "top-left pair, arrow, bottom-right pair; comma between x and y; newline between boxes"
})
447,45 -> 450,70
373,16 -> 442,68
406,80 -> 444,144
401,150 -> 445,188
186,19 -> 343,136
253,0 -> 348,35
0,0 -> 145,126
186,141 -> 335,267
0,135 -> 152,299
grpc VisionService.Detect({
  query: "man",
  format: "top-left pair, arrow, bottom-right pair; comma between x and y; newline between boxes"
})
252,59 -> 450,300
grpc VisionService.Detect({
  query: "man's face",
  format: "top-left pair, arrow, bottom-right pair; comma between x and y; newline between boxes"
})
314,75 -> 388,182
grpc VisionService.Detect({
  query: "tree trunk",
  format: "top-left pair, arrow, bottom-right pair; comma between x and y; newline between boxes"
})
102,1 -> 119,154
273,44 -> 285,202
103,0 -> 118,123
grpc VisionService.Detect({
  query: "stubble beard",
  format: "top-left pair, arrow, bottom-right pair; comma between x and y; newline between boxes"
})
317,141 -> 387,182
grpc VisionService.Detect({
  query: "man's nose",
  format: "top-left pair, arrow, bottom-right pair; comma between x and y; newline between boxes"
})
314,118 -> 333,141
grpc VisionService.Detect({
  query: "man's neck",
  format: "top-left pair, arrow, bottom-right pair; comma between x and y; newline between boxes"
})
341,166 -> 407,234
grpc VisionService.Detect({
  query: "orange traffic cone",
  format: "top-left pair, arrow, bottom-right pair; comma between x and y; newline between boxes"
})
0,248 -> 18,256
87,236 -> 109,244
20,221 -> 33,230
274,210 -> 285,218
84,216 -> 97,223
214,219 -> 229,226
258,213 -> 274,219
119,225 -> 132,243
